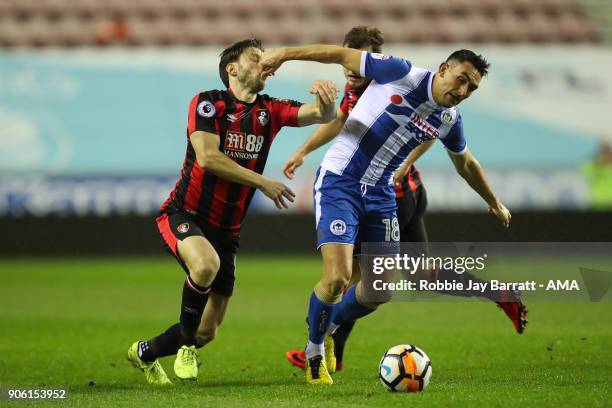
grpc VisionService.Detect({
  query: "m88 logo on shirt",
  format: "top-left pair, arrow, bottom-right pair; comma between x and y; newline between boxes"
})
224,131 -> 265,159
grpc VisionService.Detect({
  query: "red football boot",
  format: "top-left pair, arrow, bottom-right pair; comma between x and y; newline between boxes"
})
286,349 -> 344,371
497,290 -> 528,334
286,350 -> 306,370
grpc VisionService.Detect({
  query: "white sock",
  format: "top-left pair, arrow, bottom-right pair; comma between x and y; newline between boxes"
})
305,340 -> 324,359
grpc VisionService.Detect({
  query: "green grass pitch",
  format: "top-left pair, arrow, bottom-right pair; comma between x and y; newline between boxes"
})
0,257 -> 610,407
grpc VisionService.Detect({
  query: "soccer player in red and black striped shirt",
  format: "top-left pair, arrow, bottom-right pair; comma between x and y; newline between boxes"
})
283,26 -> 526,374
127,38 -> 339,384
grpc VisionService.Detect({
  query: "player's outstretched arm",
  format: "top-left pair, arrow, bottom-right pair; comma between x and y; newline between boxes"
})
190,131 -> 295,209
284,107 -> 347,179
392,140 -> 435,184
448,149 -> 511,227
297,80 -> 338,127
261,45 -> 362,77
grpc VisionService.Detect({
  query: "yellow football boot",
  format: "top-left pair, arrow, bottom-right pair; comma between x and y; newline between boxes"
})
324,335 -> 337,374
174,345 -> 200,380
305,355 -> 333,385
127,342 -> 172,385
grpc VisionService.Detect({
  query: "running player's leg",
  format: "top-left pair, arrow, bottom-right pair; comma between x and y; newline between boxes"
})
398,185 -> 428,244
329,257 -> 361,370
305,244 -> 352,372
331,190 -> 417,371
174,230 -> 238,379
306,169 -> 360,384
408,189 -> 505,301
128,212 -> 218,384
329,193 -> 399,334
196,293 -> 230,347
288,257 -> 359,372
400,186 -> 491,297
195,240 -> 236,348
173,292 -> 230,380
403,188 -> 527,333
327,186 -> 424,369
136,214 -> 218,364
301,243 -> 352,384
176,236 -> 219,339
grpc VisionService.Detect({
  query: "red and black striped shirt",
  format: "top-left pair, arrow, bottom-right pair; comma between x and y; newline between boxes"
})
161,88 -> 302,237
338,82 -> 422,197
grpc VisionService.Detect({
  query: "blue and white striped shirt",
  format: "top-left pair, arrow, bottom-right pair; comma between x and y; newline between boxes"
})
320,51 -> 467,186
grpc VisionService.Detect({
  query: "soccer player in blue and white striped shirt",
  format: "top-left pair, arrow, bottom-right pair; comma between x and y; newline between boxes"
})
262,45 -> 511,384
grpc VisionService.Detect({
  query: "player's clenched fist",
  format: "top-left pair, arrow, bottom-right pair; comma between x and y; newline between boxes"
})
259,177 -> 296,209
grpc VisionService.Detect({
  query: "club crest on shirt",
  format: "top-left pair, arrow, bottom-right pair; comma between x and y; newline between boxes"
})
330,219 -> 347,236
441,108 -> 458,125
177,223 -> 190,233
256,109 -> 269,126
197,100 -> 216,118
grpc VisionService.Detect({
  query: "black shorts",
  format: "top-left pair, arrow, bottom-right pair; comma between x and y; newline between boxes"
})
396,184 -> 428,244
156,211 -> 239,297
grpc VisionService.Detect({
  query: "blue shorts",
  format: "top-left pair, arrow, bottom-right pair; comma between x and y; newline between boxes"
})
313,167 -> 400,254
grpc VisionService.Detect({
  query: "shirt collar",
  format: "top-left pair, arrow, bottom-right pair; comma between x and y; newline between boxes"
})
227,87 -> 259,105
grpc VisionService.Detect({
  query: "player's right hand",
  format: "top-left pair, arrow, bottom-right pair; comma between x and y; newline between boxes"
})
488,201 -> 511,228
261,48 -> 286,78
283,152 -> 305,179
260,177 -> 295,209
308,80 -> 339,105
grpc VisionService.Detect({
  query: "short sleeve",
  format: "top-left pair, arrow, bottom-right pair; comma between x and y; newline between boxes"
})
270,98 -> 303,128
339,94 -> 350,115
359,51 -> 412,84
188,92 -> 218,135
339,84 -> 352,115
440,116 -> 467,154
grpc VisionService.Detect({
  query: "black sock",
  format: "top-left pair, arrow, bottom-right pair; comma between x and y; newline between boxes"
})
141,323 -> 184,361
138,339 -> 157,363
331,320 -> 356,362
434,269 -> 498,300
138,278 -> 210,362
179,276 -> 210,345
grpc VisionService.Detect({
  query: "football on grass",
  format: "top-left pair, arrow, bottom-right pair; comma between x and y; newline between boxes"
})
379,344 -> 432,392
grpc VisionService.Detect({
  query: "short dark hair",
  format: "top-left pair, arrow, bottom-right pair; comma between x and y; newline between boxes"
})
446,49 -> 490,77
219,38 -> 263,87
342,26 -> 384,52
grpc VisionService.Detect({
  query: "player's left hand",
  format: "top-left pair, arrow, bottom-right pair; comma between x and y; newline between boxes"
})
261,48 -> 286,78
308,80 -> 339,105
488,201 -> 511,228
283,151 -> 305,179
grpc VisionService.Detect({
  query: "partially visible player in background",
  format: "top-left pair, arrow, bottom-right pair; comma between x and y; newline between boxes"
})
278,27 -> 527,376
126,38 -> 338,385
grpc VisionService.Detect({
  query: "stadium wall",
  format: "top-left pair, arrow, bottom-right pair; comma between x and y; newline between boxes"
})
2,211 -> 611,256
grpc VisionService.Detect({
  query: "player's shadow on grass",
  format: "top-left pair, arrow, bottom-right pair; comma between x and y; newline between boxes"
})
68,378 -> 296,393
194,378 -> 297,388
